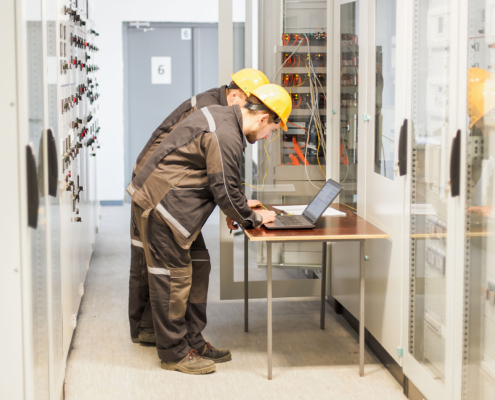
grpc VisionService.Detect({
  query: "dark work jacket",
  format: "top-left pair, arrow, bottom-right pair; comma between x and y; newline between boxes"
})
133,86 -> 229,175
127,105 -> 262,249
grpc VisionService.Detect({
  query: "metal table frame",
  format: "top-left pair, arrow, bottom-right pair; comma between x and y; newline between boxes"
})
243,234 -> 366,380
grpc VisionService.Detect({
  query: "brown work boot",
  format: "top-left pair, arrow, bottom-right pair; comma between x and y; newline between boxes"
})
161,350 -> 216,375
131,329 -> 156,344
197,341 -> 232,363
137,330 -> 156,344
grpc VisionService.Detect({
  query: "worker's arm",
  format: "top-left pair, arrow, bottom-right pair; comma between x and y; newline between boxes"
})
204,129 -> 274,229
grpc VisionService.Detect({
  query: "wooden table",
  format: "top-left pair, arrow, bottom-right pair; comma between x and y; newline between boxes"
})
243,203 -> 389,380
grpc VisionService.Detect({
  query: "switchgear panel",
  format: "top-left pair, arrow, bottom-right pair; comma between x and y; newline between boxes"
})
56,0 -> 101,360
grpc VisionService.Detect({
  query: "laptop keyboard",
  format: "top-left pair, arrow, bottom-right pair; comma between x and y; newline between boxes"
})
277,215 -> 308,226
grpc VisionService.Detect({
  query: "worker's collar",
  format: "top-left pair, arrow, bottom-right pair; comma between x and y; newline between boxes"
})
220,85 -> 229,106
232,105 -> 247,149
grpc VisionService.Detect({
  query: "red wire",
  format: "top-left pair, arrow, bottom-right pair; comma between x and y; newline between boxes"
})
292,137 -> 309,165
287,121 -> 308,149
293,96 -> 302,109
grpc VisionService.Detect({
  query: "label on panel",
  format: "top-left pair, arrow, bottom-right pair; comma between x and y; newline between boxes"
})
181,28 -> 191,40
151,57 -> 171,85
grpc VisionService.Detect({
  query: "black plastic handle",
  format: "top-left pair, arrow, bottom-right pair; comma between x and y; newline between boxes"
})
47,128 -> 59,197
398,119 -> 408,176
26,144 -> 39,229
450,130 -> 461,197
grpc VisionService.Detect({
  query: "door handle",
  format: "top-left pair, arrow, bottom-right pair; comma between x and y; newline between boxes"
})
450,130 -> 461,197
47,128 -> 59,197
398,119 -> 408,176
26,144 -> 39,229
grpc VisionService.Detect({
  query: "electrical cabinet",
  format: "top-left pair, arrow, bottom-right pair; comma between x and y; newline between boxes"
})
57,3 -> 101,358
2,0 -> 101,398
254,0 -> 329,274
460,1 -> 495,399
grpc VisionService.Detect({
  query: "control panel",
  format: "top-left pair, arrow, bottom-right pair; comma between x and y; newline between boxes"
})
56,0 -> 101,348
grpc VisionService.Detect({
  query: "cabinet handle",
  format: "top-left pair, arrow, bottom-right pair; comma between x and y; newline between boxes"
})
26,144 -> 39,229
450,130 -> 461,197
398,119 -> 408,176
46,128 -> 59,197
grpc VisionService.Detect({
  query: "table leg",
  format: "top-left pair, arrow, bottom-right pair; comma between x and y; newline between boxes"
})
244,233 -> 249,333
267,242 -> 273,380
320,242 -> 327,330
359,240 -> 365,377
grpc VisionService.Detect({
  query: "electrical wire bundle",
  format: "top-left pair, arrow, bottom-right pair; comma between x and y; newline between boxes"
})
303,33 -> 327,185
247,30 -> 329,193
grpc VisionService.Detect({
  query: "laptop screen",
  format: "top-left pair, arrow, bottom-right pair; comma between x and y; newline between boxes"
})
303,179 -> 343,224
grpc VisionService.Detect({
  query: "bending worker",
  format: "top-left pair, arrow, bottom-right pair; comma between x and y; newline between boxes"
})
466,67 -> 495,218
129,69 -> 269,345
127,84 -> 292,374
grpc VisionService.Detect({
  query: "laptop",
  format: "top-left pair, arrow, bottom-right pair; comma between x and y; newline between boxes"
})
264,179 -> 343,230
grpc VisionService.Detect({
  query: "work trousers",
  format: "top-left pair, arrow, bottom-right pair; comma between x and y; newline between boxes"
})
129,203 -> 153,338
132,203 -> 211,362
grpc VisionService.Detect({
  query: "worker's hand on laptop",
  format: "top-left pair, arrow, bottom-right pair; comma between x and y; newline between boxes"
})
247,199 -> 262,208
256,210 -> 277,226
226,216 -> 239,231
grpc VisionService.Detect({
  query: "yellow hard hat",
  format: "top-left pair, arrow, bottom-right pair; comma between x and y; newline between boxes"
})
230,68 -> 270,96
467,67 -> 495,128
247,84 -> 292,131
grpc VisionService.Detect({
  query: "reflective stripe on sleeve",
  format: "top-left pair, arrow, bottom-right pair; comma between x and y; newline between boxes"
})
191,95 -> 197,108
147,267 -> 170,276
201,107 -> 216,132
147,267 -> 191,279
156,204 -> 191,238
131,239 -> 143,248
127,184 -> 135,196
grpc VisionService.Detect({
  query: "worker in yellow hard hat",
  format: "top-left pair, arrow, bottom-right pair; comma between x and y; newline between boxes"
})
128,68 -> 269,346
466,67 -> 495,219
126,83 -> 291,373
468,67 -> 495,131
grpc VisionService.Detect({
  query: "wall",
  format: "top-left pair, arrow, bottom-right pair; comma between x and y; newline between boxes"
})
95,0 -> 245,201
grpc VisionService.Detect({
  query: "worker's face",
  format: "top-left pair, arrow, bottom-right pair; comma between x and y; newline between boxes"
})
227,89 -> 247,107
245,114 -> 281,144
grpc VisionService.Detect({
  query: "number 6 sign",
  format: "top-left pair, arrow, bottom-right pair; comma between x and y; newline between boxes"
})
151,57 -> 171,84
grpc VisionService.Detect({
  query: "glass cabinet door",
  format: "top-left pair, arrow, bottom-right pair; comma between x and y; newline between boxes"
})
408,0 -> 453,392
339,1 -> 359,206
239,0 -> 329,285
223,0 -> 331,299
374,0 -> 396,180
462,1 -> 495,398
